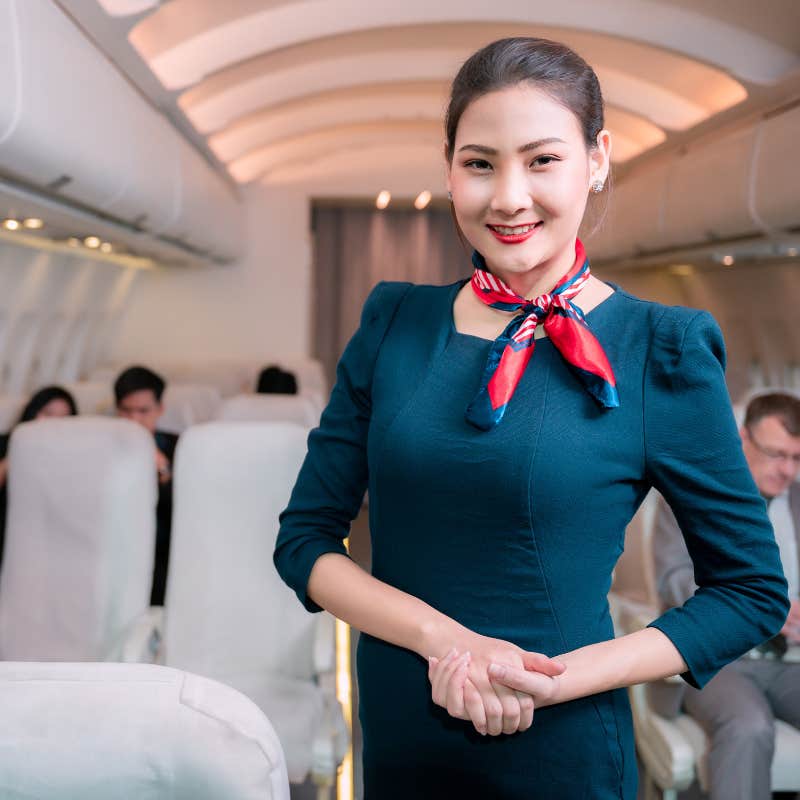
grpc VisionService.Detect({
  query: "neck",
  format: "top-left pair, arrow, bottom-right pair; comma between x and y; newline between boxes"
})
484,240 -> 578,299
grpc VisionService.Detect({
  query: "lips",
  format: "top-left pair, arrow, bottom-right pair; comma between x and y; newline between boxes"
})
486,221 -> 543,244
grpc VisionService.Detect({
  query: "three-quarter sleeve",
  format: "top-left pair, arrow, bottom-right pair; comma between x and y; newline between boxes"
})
643,308 -> 789,688
273,281 -> 412,612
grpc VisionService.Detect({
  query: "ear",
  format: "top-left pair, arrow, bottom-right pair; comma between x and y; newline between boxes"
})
589,129 -> 612,187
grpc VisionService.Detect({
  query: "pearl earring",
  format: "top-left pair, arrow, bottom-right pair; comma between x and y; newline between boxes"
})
447,191 -> 453,201
591,180 -> 604,194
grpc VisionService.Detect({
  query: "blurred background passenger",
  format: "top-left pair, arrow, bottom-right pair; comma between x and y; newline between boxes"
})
255,365 -> 298,395
653,391 -> 800,800
114,365 -> 177,606
0,386 -> 78,567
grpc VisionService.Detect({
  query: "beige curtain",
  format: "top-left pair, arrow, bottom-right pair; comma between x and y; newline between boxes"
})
312,206 -> 467,383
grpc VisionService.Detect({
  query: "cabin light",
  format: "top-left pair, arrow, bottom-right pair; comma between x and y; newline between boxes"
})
100,242 -> 113,253
786,247 -> 798,257
721,255 -> 734,266
67,237 -> 81,247
668,264 -> 694,276
375,190 -> 391,210
22,217 -> 44,230
2,218 -> 21,231
84,236 -> 101,249
414,190 -> 432,210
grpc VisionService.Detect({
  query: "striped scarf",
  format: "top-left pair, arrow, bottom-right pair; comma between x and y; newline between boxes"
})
465,239 -> 619,430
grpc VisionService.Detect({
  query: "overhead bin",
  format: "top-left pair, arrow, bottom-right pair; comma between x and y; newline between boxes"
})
0,0 -> 242,265
591,104 -> 799,262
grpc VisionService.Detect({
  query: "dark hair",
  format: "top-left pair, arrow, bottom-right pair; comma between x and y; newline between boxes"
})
745,392 -> 800,437
445,37 -> 605,162
18,385 -> 78,424
114,365 -> 166,405
256,365 -> 298,395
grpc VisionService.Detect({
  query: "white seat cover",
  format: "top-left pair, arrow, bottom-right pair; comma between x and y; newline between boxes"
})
0,661 -> 289,800
218,393 -> 319,427
0,417 -> 156,660
164,422 -> 331,782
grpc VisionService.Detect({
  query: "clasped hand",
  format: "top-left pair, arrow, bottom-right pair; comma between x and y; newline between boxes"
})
427,636 -> 565,736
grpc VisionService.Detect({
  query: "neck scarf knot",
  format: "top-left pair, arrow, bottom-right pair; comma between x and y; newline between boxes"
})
465,239 -> 619,430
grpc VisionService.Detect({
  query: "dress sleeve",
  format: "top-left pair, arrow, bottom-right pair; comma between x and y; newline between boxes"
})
273,281 -> 412,612
643,308 -> 789,688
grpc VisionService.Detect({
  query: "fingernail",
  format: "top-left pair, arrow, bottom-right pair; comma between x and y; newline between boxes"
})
458,651 -> 470,665
447,647 -> 457,660
488,663 -> 505,679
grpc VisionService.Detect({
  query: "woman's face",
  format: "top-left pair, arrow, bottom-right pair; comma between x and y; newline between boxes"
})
446,83 -> 610,289
35,398 -> 73,419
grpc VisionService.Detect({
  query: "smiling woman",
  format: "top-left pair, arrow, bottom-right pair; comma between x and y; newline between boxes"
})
273,36 -> 789,800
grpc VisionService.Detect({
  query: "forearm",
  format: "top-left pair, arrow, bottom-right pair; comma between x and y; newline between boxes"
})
307,552 -> 469,658
541,627 -> 687,706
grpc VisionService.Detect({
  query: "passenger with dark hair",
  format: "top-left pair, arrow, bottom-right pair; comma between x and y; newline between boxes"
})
256,365 -> 297,395
114,365 -> 177,606
653,391 -> 800,800
0,385 -> 78,567
274,36 -> 789,797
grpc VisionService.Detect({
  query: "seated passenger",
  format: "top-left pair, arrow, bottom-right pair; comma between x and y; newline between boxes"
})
653,391 -> 800,800
114,366 -> 177,606
255,365 -> 297,395
0,386 -> 78,567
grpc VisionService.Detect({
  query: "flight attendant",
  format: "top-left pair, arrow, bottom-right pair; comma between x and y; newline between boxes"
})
274,37 -> 789,798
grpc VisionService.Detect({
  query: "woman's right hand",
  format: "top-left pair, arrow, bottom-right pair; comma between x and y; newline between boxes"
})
427,636 -> 564,736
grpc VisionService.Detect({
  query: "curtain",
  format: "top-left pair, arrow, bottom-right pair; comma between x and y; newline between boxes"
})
311,206 -> 468,384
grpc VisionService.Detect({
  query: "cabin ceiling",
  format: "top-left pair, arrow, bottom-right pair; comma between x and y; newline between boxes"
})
63,0 -> 800,193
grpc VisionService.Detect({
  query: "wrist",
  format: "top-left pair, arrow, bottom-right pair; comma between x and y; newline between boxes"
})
415,614 -> 470,659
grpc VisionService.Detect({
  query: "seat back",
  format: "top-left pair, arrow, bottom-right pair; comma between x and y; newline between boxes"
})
164,422 -> 314,683
218,394 -> 320,427
0,661 -> 290,800
0,417 -> 156,660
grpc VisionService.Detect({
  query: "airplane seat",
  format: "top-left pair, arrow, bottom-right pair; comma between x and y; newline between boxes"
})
159,383 -> 225,435
0,393 -> 25,433
0,661 -> 290,800
159,422 -> 348,795
169,361 -> 254,398
218,393 -> 320,428
64,380 -> 115,415
0,417 -> 156,662
612,490 -> 800,799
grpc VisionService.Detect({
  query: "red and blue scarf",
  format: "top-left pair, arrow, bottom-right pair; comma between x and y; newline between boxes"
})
465,239 -> 618,430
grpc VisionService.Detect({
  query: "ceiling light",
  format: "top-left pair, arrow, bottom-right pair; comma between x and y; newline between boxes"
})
100,242 -> 113,253
84,236 -> 101,249
668,264 -> 694,276
2,219 -> 20,231
67,237 -> 81,247
786,247 -> 798,257
375,190 -> 391,210
22,218 -> 44,229
414,190 -> 432,210
721,255 -> 734,266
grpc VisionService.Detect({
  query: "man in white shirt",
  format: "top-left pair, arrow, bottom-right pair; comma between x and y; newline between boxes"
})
653,391 -> 800,800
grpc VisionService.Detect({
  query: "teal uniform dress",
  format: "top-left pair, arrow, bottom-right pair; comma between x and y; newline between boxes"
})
274,279 -> 789,799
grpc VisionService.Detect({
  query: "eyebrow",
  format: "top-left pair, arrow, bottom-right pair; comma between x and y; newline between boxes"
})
457,138 -> 567,155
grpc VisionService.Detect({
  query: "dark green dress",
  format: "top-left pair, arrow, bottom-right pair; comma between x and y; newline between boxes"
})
274,279 -> 788,799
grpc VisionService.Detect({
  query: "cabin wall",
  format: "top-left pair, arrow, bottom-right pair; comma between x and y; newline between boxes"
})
110,183 -> 312,367
0,240 -> 137,394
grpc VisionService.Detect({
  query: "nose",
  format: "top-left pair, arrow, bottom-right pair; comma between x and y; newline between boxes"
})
489,166 -> 533,217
